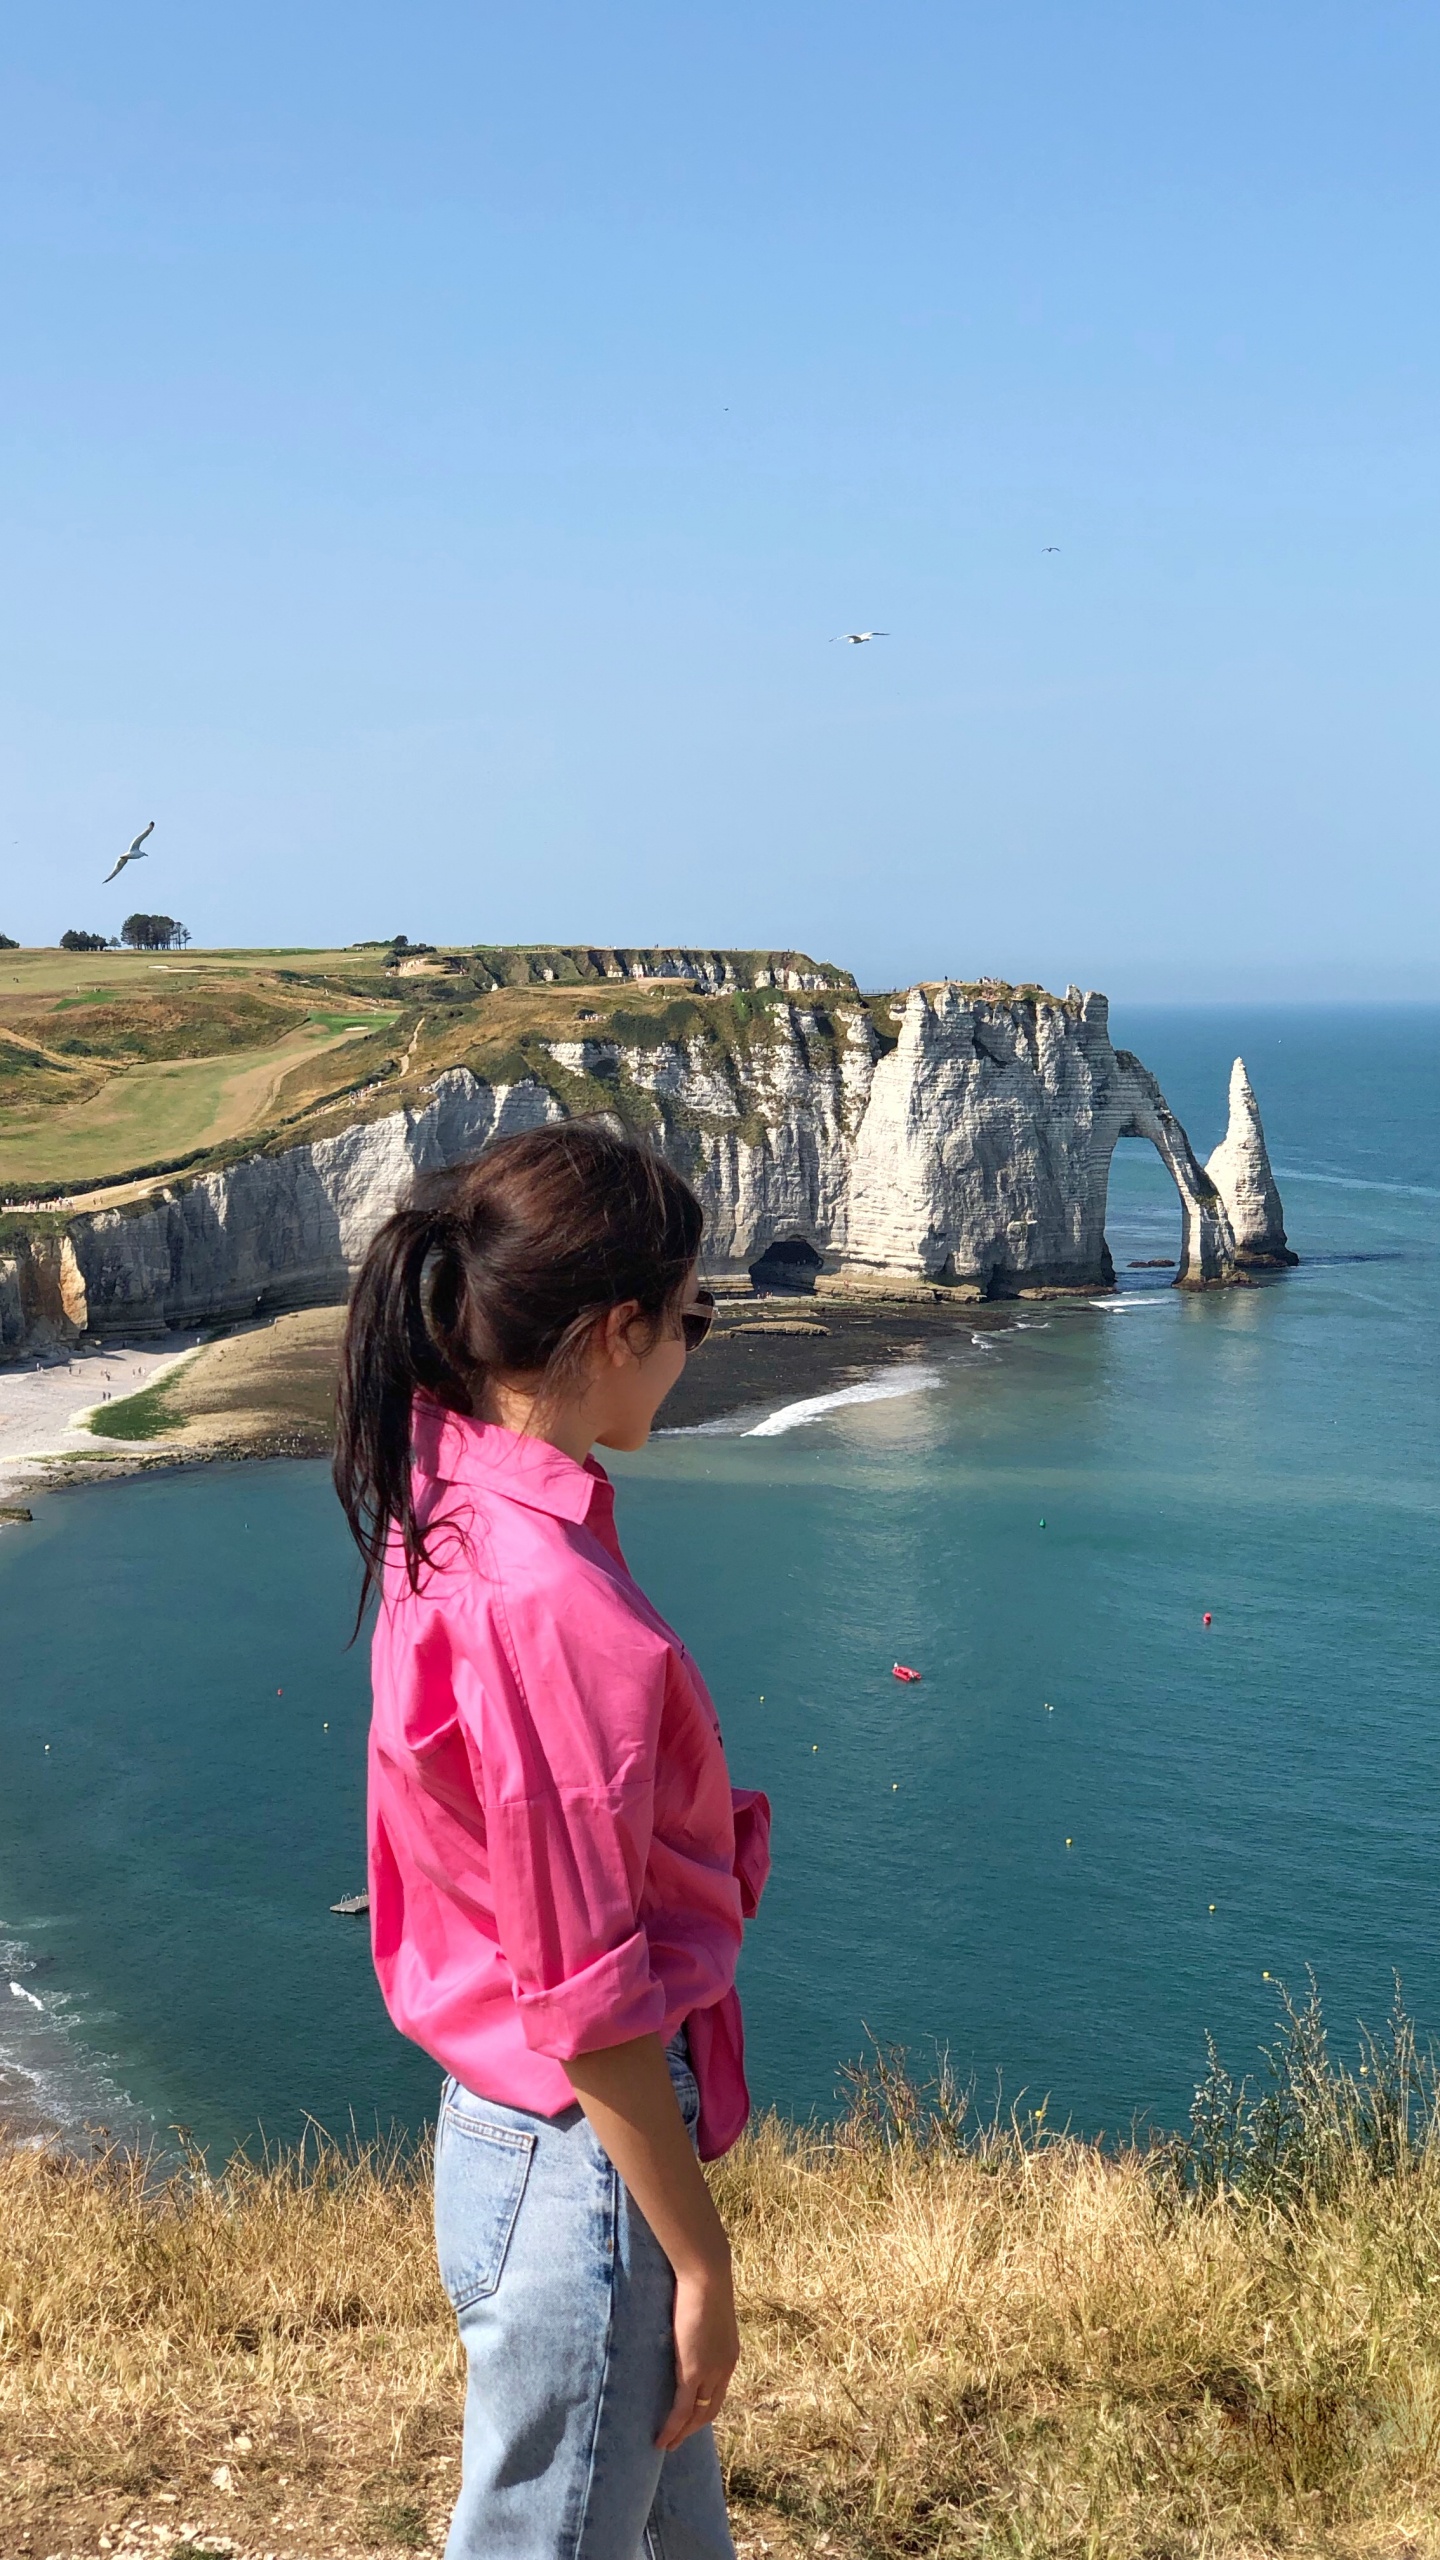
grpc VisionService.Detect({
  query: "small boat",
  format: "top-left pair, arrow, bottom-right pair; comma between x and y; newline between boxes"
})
330,1892 -> 370,1916
891,1663 -> 922,1684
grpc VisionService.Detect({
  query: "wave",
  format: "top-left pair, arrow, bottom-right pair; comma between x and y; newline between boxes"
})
742,1363 -> 942,1438
1273,1164 -> 1440,1202
1090,1296 -> 1171,1312
1327,1283 -> 1407,1315
0,1934 -> 148,2151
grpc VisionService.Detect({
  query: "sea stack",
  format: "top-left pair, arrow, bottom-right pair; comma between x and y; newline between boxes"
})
1205,1058 -> 1297,1268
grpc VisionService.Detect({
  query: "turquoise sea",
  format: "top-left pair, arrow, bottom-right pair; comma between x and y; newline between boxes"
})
1,1005 -> 1436,2157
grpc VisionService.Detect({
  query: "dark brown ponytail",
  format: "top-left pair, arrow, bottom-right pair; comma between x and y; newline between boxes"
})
333,1121 -> 703,1618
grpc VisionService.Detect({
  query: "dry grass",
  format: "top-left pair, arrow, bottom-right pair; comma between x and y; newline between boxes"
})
715,2114 -> 1440,2558
8,2064 -> 1440,2560
0,2134 -> 454,2560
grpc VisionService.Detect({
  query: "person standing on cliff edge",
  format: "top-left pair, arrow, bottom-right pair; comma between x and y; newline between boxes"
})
334,1123 -> 769,2560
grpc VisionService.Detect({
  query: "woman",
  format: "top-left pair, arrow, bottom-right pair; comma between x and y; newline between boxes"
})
334,1122 -> 770,2560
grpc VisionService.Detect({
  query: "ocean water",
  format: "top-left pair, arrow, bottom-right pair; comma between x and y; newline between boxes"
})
0,1005 -> 1435,2158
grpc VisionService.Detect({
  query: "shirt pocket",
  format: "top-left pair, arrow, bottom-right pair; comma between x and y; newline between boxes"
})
433,2102 -> 537,2310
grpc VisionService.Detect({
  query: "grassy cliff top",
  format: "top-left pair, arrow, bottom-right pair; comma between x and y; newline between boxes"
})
0,944 -> 1075,1205
0,945 -> 863,1198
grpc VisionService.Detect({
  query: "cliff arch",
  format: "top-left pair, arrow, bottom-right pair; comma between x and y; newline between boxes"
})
1108,1054 -> 1237,1286
1102,1136 -> 1182,1278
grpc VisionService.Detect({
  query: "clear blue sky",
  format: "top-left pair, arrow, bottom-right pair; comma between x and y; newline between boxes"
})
3,3 -> 1438,996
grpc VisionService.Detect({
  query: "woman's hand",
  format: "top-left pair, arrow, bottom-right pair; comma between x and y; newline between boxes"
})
660,2260 -> 741,2449
562,2033 -> 740,2451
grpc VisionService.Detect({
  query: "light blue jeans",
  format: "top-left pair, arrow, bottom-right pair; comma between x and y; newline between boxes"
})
433,2034 -> 736,2560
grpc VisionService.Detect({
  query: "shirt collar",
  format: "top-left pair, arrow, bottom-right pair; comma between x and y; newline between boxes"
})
411,1398 -> 612,1526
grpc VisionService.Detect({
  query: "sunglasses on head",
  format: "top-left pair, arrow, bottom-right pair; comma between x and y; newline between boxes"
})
681,1286 -> 715,1353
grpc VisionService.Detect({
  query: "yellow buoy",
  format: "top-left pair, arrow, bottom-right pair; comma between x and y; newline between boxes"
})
1065,1837 -> 1073,1848
1209,1903 -> 1216,1913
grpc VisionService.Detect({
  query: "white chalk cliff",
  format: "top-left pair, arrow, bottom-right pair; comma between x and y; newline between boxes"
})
0,988 -> 1294,1354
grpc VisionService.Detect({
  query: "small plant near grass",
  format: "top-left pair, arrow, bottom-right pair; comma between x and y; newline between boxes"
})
362,2497 -> 430,2547
1154,1969 -> 1436,2206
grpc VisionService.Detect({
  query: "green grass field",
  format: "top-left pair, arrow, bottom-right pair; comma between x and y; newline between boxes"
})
0,947 -> 403,1190
0,941 -> 876,1198
0,1022 -> 387,1187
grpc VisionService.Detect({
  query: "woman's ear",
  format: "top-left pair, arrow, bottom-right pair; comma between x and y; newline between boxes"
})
597,1300 -> 645,1367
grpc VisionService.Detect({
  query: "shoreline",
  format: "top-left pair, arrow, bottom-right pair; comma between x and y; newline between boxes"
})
0,1332 -> 212,1508
0,1287 -> 1110,1501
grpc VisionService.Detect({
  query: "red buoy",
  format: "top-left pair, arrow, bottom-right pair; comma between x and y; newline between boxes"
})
892,1663 -> 922,1683
1202,1613 -> 1212,1627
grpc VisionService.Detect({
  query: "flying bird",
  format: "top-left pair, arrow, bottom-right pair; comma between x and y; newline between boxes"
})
1042,546 -> 1061,553
103,821 -> 154,884
830,630 -> 889,645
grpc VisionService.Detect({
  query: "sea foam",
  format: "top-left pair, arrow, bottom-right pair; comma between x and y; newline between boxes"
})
743,1363 -> 942,1438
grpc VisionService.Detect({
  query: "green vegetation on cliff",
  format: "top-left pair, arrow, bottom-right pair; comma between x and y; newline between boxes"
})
0,943 -> 867,1199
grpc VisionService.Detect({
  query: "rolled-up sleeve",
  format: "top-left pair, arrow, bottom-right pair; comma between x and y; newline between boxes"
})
730,1787 -> 772,1920
457,1576 -> 670,2060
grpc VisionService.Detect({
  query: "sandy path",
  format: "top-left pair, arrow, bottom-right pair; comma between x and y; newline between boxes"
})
0,1023 -> 373,1204
188,1019 -> 372,1148
0,1336 -> 207,1504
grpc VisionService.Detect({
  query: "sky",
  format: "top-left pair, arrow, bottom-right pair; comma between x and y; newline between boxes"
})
2,3 -> 1438,998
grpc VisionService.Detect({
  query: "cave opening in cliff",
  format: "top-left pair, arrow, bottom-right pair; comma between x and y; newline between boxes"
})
1104,1138 -> 1183,1282
748,1237 -> 823,1296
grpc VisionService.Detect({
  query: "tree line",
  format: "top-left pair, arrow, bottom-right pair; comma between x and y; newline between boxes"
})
58,917 -> 192,952
1,919 -> 192,952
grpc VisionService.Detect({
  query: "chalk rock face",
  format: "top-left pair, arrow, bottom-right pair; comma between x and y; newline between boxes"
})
68,1073 -> 562,1337
615,1006 -> 880,1269
1205,1058 -> 1296,1267
841,988 -> 1240,1291
0,1233 -> 89,1354
4,989 -> 1295,1355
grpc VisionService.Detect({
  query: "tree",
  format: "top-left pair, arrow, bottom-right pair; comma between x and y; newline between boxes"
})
382,933 -> 436,969
120,913 -> 189,950
0,933 -> 17,951
61,929 -> 110,953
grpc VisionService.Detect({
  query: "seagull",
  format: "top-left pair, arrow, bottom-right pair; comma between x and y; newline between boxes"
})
830,630 -> 889,645
1042,546 -> 1061,553
8,1981 -> 43,2009
103,821 -> 154,884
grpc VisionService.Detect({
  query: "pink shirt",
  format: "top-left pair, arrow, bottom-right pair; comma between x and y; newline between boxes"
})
367,1402 -> 771,2159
